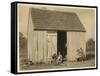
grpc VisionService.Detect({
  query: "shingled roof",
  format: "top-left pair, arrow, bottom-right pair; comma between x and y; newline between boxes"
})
31,8 -> 86,32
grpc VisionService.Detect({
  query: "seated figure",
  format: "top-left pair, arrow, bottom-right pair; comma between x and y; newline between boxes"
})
56,52 -> 62,64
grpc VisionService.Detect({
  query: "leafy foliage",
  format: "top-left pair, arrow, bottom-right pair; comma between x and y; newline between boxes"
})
19,32 -> 27,51
86,38 -> 95,51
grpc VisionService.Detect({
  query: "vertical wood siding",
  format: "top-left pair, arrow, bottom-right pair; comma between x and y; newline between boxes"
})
27,10 -> 34,62
47,33 -> 57,62
67,32 -> 86,61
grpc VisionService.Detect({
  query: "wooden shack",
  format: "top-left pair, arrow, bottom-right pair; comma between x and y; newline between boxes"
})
27,8 -> 86,63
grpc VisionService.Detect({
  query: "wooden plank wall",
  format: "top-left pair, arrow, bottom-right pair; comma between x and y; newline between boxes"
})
28,29 -> 57,63
28,30 -> 57,63
47,33 -> 57,62
67,32 -> 86,61
37,31 -> 47,63
27,11 -> 34,62
30,31 -> 57,63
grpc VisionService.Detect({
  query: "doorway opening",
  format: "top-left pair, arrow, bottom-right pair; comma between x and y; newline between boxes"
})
57,31 -> 67,59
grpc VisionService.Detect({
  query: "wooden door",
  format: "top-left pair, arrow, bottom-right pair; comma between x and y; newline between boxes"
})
47,32 -> 57,62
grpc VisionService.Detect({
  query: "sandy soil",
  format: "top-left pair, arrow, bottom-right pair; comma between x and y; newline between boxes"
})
19,57 -> 95,71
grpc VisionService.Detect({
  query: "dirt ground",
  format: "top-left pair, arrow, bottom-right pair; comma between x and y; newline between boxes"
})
19,57 -> 95,71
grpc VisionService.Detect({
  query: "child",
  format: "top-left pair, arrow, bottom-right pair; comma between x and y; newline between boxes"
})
56,52 -> 62,64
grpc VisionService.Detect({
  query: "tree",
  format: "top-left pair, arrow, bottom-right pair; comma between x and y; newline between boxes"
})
19,32 -> 27,50
86,38 -> 95,51
19,32 -> 27,58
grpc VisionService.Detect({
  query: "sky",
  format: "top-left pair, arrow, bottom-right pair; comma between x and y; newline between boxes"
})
18,4 -> 96,41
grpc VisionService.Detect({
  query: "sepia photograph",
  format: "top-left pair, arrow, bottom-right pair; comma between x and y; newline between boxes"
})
11,2 -> 97,73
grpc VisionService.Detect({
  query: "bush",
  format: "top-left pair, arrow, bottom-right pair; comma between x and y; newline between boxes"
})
19,32 -> 27,51
86,38 -> 95,51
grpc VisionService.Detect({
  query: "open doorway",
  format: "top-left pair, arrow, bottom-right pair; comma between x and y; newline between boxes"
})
57,31 -> 67,59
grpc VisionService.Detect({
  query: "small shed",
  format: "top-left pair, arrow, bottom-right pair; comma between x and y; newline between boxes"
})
27,8 -> 86,63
